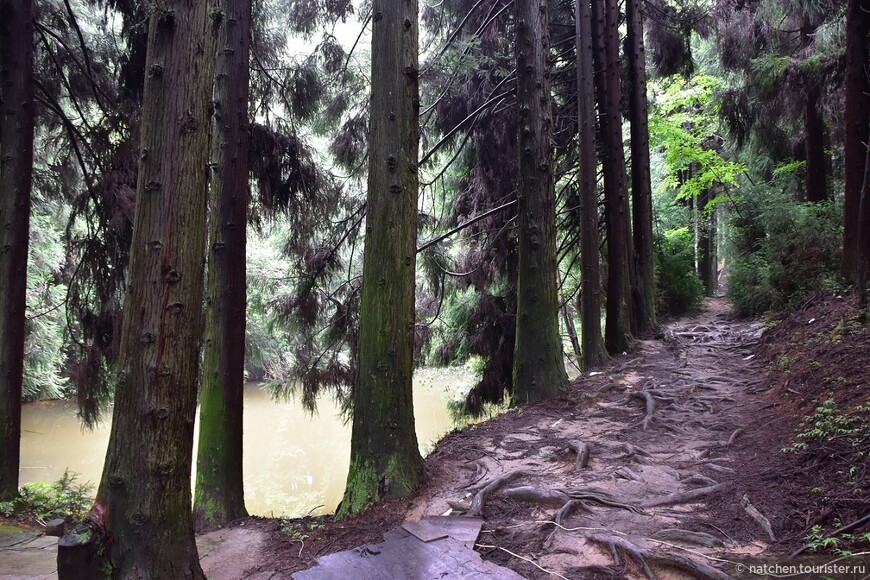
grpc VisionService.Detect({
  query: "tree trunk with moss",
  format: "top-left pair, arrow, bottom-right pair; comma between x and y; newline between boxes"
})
575,0 -> 608,371
626,0 -> 656,331
57,2 -> 215,577
0,0 -> 35,501
593,0 -> 632,355
193,0 -> 251,530
511,0 -> 570,402
338,0 -> 423,518
842,0 -> 870,280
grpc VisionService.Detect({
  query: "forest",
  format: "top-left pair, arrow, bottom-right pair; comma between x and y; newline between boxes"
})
0,0 -> 868,578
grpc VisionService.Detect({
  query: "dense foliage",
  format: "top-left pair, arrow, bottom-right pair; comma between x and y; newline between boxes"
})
728,191 -> 844,315
8,0 -> 868,423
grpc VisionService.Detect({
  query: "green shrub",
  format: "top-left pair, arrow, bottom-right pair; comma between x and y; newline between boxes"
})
655,227 -> 705,317
727,192 -> 843,315
0,470 -> 93,523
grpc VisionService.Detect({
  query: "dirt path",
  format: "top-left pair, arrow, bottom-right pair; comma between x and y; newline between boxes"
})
9,299 -> 858,579
404,298 -> 779,578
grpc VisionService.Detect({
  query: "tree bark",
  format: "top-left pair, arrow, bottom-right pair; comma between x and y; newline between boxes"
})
511,0 -> 570,403
58,1 -> 216,576
575,0 -> 608,370
698,188 -> 717,296
593,0 -> 632,354
801,16 -> 828,203
194,0 -> 252,529
842,0 -> 870,280
0,0 -> 35,501
626,0 -> 656,330
804,83 -> 828,203
338,0 -> 424,517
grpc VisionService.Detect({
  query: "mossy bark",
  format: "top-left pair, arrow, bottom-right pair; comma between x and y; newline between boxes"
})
0,0 -> 35,501
58,2 -> 216,577
193,0 -> 251,530
511,0 -> 570,403
593,0 -> 632,355
338,0 -> 423,518
575,0 -> 609,371
626,0 -> 656,331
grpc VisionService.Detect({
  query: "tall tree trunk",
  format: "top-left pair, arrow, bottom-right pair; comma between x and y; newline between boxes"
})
338,0 -> 423,517
801,17 -> 828,203
58,1 -> 216,576
194,0 -> 252,530
511,0 -> 570,402
626,0 -> 656,331
804,83 -> 828,202
0,0 -> 35,501
593,0 -> 632,354
575,0 -> 608,370
698,188 -> 717,296
842,0 -> 870,280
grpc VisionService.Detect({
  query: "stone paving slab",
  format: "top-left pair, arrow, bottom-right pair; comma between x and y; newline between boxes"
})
0,532 -> 59,579
0,526 -> 275,580
401,516 -> 483,547
294,517 -> 525,580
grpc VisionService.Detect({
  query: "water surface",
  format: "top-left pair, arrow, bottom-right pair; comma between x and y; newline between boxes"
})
19,367 -> 471,517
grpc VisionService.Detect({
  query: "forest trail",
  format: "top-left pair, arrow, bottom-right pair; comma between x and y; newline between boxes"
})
0,299 -> 844,579
274,298 -> 795,579
398,298 -> 780,579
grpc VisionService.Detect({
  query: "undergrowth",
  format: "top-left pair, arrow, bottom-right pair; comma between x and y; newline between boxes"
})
0,470 -> 93,525
655,227 -> 705,317
727,192 -> 843,315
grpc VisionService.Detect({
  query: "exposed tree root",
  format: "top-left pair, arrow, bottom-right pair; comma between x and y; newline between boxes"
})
682,474 -> 719,487
726,428 -> 743,445
704,463 -> 735,474
470,460 -> 489,485
567,440 -> 591,470
503,486 -> 571,506
584,533 -> 732,580
641,484 -> 726,508
652,528 -> 724,547
446,500 -> 471,513
623,443 -> 652,459
501,485 -> 641,514
563,487 -> 642,513
543,499 -> 594,549
740,494 -> 775,542
630,390 -> 657,430
614,466 -> 643,482
554,499 -> 593,526
466,470 -> 526,517
584,534 -> 730,580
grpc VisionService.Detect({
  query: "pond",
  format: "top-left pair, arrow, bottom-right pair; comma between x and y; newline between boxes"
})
18,367 -> 473,518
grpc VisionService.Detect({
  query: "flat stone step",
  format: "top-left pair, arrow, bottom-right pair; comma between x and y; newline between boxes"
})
293,516 -> 525,579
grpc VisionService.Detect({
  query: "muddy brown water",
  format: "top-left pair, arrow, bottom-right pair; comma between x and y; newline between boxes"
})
18,367 -> 472,518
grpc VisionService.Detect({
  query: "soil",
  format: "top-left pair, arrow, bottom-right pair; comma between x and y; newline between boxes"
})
236,296 -> 870,579
10,297 -> 861,579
